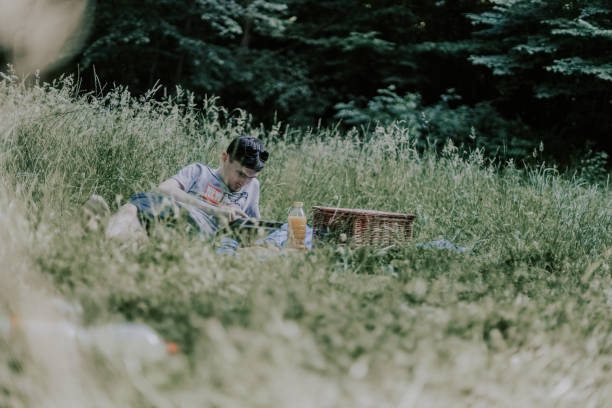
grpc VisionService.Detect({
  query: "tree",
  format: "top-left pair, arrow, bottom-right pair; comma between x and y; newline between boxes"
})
465,0 -> 612,156
78,0 -> 300,119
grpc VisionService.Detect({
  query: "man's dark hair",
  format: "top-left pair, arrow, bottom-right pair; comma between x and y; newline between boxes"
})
226,136 -> 268,172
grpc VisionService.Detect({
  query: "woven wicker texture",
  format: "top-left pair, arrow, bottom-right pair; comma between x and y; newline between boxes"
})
312,206 -> 415,247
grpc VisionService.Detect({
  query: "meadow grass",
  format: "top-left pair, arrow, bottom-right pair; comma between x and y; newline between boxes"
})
1,73 -> 611,407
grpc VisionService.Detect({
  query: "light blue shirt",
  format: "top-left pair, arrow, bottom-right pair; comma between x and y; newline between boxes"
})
172,163 -> 261,234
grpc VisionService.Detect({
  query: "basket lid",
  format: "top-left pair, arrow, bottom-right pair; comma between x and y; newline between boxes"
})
312,206 -> 415,220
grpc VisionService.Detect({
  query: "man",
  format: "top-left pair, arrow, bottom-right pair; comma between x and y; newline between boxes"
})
98,135 -> 268,242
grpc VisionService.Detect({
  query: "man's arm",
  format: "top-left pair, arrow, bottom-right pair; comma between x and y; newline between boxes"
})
158,178 -> 247,221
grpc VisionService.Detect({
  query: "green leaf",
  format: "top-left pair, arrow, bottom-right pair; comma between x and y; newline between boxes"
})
546,57 -> 612,82
468,55 -> 523,75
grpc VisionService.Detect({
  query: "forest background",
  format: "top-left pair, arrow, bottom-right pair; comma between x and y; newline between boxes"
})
1,2 -> 612,405
2,0 -> 611,173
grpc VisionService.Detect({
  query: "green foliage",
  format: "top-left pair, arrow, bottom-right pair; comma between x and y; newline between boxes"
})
465,0 -> 612,155
572,148 -> 610,185
198,0 -> 289,39
334,86 -> 422,126
546,57 -> 612,82
21,0 -> 606,163
78,0 -> 304,122
1,77 -> 611,406
335,86 -> 535,160
69,0 -> 488,127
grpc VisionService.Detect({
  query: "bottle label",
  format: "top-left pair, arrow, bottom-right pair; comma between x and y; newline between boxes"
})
288,216 -> 307,248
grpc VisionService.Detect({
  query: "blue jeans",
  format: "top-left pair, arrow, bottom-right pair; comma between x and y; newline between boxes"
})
129,193 -> 200,234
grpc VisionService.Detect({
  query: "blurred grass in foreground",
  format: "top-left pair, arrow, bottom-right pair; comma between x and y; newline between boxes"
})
1,72 -> 611,407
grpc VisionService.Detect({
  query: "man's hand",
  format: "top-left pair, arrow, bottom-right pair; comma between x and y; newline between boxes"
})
217,205 -> 248,222
158,178 -> 248,222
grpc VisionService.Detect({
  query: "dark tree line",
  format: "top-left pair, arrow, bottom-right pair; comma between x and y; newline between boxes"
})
3,0 -> 611,165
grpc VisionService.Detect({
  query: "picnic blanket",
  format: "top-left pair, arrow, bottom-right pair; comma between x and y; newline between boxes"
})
215,223 -> 313,255
215,223 -> 470,256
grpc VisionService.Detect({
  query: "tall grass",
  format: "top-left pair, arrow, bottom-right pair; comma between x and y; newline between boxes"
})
1,73 -> 611,407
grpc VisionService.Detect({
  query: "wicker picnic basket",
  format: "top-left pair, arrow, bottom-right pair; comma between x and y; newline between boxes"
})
312,206 -> 416,247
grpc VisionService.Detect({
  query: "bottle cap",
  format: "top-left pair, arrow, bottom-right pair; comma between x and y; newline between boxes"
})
293,202 -> 304,207
166,342 -> 180,355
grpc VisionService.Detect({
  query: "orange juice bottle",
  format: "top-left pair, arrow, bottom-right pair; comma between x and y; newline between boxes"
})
287,202 -> 307,249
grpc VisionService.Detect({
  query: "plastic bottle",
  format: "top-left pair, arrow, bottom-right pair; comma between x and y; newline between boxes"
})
85,322 -> 179,363
287,202 -> 307,249
0,315 -> 179,364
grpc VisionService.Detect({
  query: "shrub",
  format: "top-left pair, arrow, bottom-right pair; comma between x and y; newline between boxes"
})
334,86 -> 536,161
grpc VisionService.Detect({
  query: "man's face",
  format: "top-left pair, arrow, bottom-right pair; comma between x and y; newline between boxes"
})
220,153 -> 259,192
